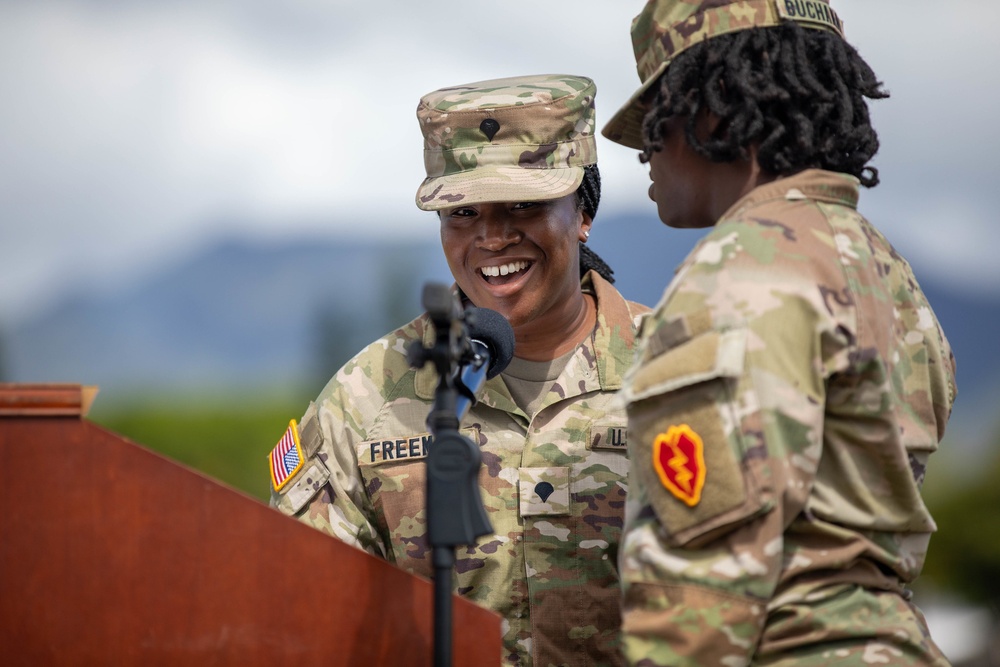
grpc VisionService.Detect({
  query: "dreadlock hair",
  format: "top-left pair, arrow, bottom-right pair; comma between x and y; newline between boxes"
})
640,22 -> 889,187
576,164 -> 615,284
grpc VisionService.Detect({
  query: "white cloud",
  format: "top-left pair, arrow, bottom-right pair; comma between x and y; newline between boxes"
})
1,0 -> 998,322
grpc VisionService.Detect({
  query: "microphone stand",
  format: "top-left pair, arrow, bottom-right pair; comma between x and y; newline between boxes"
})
407,283 -> 493,667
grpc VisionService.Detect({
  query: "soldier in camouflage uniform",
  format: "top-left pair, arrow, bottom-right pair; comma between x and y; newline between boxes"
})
602,2 -> 957,665
270,74 -> 650,666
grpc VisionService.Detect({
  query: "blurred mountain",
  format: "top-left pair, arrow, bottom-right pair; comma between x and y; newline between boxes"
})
4,212 -> 998,458
2,237 -> 455,398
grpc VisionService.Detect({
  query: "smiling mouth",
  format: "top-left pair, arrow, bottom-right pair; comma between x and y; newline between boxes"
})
480,260 -> 531,285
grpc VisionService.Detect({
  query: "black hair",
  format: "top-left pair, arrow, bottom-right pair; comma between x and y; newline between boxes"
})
576,164 -> 615,284
641,22 -> 889,187
577,163 -> 602,221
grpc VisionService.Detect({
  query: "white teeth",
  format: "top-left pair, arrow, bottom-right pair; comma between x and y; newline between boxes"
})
481,261 -> 528,278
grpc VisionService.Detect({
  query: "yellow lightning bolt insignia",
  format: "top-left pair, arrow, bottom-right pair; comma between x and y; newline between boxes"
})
667,447 -> 694,494
652,424 -> 706,506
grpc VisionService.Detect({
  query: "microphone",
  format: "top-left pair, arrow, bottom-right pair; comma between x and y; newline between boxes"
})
454,307 -> 515,421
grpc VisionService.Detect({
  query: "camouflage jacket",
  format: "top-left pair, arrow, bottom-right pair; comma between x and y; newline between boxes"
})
271,271 -> 649,667
618,170 -> 957,666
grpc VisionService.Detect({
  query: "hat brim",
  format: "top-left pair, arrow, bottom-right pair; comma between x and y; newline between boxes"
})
601,60 -> 670,151
415,165 -> 586,212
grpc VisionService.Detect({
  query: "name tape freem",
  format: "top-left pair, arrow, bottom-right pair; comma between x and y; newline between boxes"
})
358,427 -> 480,466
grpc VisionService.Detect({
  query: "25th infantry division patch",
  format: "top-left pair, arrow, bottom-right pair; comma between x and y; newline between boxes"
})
652,424 -> 706,507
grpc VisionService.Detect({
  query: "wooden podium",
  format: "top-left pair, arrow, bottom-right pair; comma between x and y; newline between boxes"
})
0,384 -> 501,666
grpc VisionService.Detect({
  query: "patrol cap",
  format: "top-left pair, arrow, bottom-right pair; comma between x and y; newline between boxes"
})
603,0 -> 846,150
415,74 -> 598,212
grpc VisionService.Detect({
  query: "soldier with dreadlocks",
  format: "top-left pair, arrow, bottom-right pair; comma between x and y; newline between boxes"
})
603,2 -> 956,665
270,74 -> 649,667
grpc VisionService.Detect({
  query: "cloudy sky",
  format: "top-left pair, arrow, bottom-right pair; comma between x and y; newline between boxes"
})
2,0 -> 999,323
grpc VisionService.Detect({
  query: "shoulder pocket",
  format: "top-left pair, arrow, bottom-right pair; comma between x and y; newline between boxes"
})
624,326 -> 772,548
269,403 -> 331,517
626,328 -> 747,401
271,460 -> 331,517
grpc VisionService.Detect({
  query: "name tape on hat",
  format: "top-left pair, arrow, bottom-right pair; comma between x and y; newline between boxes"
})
776,0 -> 844,38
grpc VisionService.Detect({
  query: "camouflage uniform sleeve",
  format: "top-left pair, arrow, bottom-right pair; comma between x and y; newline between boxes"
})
269,363 -> 390,559
619,222 -> 840,666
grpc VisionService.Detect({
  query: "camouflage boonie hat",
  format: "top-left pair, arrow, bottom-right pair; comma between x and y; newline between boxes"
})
603,0 -> 846,150
415,74 -> 598,211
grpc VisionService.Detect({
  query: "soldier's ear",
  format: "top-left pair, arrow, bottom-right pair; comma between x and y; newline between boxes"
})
578,210 -> 593,243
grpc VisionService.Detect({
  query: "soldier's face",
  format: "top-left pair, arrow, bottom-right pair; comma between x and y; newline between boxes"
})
646,115 -> 719,229
439,194 -> 590,333
646,112 -> 758,229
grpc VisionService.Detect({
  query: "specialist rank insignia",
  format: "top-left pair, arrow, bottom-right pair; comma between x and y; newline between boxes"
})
269,419 -> 304,492
652,424 -> 706,507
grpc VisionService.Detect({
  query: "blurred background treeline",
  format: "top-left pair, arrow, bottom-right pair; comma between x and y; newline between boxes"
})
3,217 -> 999,664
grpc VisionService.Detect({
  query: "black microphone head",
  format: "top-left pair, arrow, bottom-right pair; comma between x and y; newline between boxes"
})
466,307 -> 515,379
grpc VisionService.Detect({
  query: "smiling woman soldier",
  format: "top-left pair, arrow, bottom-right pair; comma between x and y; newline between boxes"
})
270,74 -> 650,667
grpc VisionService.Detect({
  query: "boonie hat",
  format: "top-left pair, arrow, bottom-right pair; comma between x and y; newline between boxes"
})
415,74 -> 598,211
603,0 -> 846,150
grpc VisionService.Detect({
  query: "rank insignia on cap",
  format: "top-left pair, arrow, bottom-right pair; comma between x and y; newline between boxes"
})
652,424 -> 706,507
269,419 -> 304,492
479,118 -> 500,141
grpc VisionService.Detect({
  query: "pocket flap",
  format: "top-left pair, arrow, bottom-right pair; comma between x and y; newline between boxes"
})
272,461 -> 331,516
519,467 -> 570,516
626,328 -> 747,402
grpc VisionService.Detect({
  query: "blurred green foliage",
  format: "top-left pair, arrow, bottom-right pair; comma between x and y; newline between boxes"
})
90,393 -> 309,502
920,436 -> 1000,606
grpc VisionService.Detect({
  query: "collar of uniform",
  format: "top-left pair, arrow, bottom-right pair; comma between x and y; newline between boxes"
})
721,168 -> 860,221
587,270 -> 641,392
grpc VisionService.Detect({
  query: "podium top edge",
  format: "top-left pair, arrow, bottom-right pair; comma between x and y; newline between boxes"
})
0,384 -> 100,418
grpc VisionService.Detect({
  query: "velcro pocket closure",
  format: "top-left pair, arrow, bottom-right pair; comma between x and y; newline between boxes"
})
624,328 -> 747,402
298,402 -> 323,458
625,326 -> 771,548
271,460 -> 331,517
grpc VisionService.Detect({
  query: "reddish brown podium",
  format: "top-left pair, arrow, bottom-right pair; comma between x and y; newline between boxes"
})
0,384 -> 501,666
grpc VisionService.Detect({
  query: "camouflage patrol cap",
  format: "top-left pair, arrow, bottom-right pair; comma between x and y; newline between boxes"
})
415,74 -> 598,211
603,0 -> 846,149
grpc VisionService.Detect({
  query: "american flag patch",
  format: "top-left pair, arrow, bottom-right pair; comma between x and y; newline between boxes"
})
269,419 -> 304,492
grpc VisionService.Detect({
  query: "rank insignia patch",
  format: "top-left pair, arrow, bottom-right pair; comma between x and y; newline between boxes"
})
652,424 -> 706,507
269,419 -> 304,492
